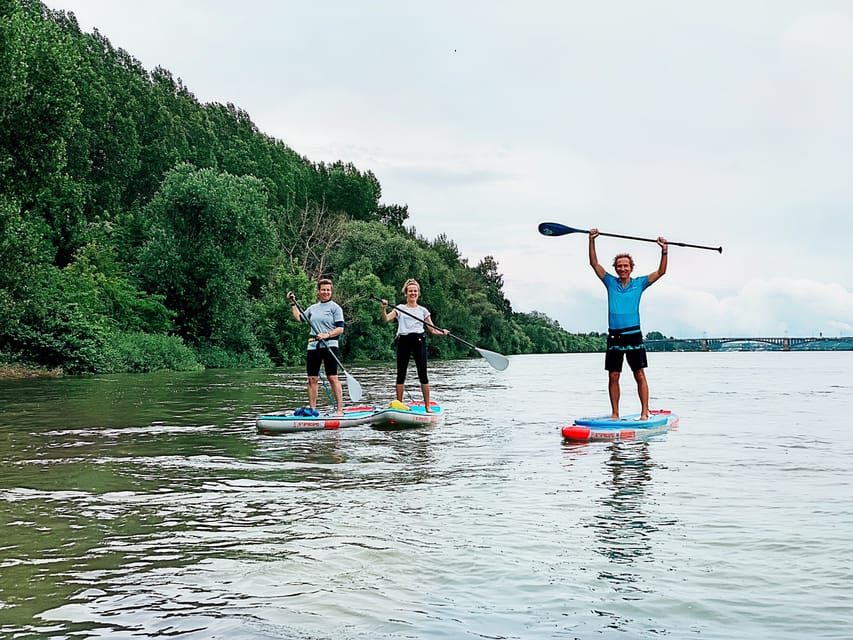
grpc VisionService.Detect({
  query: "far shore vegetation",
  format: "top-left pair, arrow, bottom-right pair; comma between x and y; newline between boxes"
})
1,1 -> 603,376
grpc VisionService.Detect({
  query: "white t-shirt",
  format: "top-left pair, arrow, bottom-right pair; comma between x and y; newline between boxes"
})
395,304 -> 430,336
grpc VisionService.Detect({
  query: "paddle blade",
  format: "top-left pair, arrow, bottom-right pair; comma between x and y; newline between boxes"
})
476,348 -> 510,371
345,373 -> 363,402
538,222 -> 586,237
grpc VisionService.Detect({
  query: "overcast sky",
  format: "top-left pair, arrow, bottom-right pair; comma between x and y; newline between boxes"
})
48,0 -> 853,337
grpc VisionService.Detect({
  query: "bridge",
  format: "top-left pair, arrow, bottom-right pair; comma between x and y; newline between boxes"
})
644,336 -> 853,352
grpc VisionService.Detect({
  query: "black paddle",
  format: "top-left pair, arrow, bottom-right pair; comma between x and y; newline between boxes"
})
538,222 -> 723,253
290,297 -> 364,402
370,294 -> 509,371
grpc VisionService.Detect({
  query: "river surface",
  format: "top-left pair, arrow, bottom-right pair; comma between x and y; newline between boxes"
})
1,352 -> 851,639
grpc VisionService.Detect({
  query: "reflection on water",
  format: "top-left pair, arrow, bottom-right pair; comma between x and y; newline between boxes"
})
565,440 -> 668,588
560,440 -> 675,635
594,442 -> 655,575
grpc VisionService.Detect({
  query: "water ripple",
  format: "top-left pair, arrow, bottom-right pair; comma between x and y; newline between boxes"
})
1,354 -> 852,638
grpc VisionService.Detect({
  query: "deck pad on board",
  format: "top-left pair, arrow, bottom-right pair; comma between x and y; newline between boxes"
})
573,412 -> 671,428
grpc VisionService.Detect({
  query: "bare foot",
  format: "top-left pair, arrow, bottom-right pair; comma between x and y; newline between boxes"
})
609,414 -> 619,420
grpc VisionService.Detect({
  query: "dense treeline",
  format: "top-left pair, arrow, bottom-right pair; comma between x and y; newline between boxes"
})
1,0 -> 599,374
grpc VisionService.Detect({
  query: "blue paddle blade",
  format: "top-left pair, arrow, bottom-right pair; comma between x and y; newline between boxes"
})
538,222 -> 585,236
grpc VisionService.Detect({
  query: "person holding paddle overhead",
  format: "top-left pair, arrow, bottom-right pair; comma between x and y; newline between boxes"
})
380,279 -> 449,412
589,229 -> 668,421
287,278 -> 346,417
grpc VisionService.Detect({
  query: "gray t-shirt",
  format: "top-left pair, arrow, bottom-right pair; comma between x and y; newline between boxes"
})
305,300 -> 345,350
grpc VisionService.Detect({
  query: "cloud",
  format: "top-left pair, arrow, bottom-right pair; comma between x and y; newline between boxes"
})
506,260 -> 853,338
644,278 -> 853,337
48,0 -> 853,339
783,13 -> 853,54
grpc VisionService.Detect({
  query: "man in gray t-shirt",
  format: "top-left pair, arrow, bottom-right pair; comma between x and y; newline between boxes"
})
288,278 -> 346,416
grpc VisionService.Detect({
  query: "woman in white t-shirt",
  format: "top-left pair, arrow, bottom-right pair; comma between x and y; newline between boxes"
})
380,278 -> 449,411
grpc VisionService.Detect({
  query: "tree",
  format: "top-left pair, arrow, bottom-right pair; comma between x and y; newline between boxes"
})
0,1 -> 90,267
475,255 -> 513,317
276,198 -> 347,280
136,164 -> 276,357
328,221 -> 427,287
513,311 -> 603,354
0,2 -> 81,203
254,266 -> 315,366
308,161 -> 381,222
378,203 -> 409,228
333,258 -> 393,361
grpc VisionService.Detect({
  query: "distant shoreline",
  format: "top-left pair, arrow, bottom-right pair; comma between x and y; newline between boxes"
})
0,365 -> 63,380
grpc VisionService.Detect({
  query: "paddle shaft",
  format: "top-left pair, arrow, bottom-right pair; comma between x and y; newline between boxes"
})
539,222 -> 722,253
369,294 -> 510,371
594,229 -> 721,253
372,294 -> 479,351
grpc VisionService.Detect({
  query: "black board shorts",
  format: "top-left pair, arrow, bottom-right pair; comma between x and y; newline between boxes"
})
306,346 -> 341,377
605,326 -> 647,372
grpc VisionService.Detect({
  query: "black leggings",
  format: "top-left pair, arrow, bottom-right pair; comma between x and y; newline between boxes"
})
396,333 -> 428,384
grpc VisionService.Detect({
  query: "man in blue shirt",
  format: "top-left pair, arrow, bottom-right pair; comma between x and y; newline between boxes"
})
589,229 -> 668,420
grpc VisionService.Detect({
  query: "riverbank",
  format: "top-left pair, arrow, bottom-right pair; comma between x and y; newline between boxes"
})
0,364 -> 63,380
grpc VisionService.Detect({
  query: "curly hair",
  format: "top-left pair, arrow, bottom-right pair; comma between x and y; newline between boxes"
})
612,253 -> 634,268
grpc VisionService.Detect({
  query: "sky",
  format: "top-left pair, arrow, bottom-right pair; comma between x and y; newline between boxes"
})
47,0 -> 853,338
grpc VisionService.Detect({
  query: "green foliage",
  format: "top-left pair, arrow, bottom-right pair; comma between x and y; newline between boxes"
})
378,203 -> 409,228
136,164 -> 276,355
309,162 -> 381,222
104,331 -> 202,373
476,255 -> 511,316
193,344 -> 272,369
254,266 -> 315,366
328,223 -> 531,363
334,257 -> 395,361
514,311 -> 605,353
430,234 -> 463,267
0,195 -> 51,302
4,270 -> 113,374
0,2 -> 82,204
64,240 -> 174,334
328,221 -> 427,293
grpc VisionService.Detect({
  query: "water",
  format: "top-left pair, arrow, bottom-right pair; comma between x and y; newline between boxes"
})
1,352 -> 851,639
